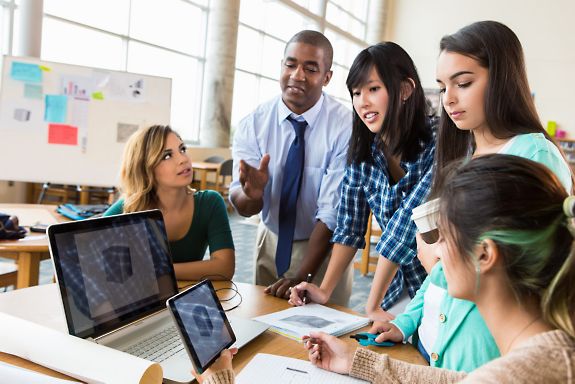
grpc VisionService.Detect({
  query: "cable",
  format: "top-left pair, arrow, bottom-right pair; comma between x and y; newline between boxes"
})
180,274 -> 243,312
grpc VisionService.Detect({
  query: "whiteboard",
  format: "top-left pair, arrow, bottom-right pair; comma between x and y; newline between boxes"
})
0,56 -> 172,187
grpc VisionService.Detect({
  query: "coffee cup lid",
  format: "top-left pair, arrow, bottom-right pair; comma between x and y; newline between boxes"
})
411,198 -> 440,221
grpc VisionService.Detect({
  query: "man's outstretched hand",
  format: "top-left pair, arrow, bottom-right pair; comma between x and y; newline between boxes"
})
239,154 -> 270,200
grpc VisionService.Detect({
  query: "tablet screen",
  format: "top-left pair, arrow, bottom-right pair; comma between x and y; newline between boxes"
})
167,280 -> 236,373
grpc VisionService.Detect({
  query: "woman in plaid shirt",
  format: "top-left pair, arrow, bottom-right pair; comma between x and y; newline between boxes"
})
289,42 -> 436,321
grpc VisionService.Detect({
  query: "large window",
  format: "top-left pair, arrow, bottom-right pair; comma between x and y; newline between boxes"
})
232,0 -> 368,128
39,0 -> 208,142
2,0 -> 375,143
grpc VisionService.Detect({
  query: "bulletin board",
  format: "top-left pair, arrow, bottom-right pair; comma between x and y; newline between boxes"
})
0,56 -> 172,187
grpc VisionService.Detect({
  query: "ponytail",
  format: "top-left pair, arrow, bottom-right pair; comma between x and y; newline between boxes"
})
541,198 -> 575,337
541,247 -> 575,338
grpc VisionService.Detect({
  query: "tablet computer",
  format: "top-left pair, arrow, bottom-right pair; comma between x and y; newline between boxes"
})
166,280 -> 236,374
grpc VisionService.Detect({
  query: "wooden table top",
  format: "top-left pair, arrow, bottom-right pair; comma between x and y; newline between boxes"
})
0,204 -> 65,252
0,279 -> 426,382
192,161 -> 221,170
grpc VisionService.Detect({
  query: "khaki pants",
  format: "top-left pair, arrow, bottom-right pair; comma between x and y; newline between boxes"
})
254,222 -> 353,307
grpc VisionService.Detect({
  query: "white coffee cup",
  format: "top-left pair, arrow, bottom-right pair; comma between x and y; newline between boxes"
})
411,198 -> 441,244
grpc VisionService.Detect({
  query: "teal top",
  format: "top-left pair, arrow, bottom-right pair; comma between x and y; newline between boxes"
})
502,133 -> 572,192
104,190 -> 234,263
391,263 -> 500,372
388,133 -> 572,372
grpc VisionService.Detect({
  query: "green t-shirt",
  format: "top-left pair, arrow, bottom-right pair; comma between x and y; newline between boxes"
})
104,190 -> 234,263
501,132 -> 572,192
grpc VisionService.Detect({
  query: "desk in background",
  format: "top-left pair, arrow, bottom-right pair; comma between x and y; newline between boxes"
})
192,161 -> 220,191
0,281 -> 426,382
0,204 -> 66,289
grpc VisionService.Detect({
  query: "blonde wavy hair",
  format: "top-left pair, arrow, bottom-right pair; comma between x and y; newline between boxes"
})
120,124 -> 188,213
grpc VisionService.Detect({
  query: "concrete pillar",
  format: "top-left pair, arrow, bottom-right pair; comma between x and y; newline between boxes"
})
2,0 -> 44,203
17,0 -> 44,57
199,0 -> 240,148
366,0 -> 387,45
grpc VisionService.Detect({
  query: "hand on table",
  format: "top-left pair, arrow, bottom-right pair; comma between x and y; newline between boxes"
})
288,282 -> 329,306
369,321 -> 404,343
304,331 -> 355,375
367,306 -> 395,323
264,277 -> 297,299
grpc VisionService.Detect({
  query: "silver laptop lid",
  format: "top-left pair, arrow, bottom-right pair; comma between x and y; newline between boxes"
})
48,210 -> 179,339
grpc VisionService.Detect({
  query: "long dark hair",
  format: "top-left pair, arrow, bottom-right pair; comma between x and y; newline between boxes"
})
433,21 -> 559,192
346,42 -> 431,164
439,154 -> 575,337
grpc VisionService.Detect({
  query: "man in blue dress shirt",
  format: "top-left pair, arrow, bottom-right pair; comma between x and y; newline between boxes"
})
230,30 -> 353,306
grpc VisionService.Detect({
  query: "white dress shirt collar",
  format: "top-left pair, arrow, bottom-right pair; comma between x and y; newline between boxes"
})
277,93 -> 325,128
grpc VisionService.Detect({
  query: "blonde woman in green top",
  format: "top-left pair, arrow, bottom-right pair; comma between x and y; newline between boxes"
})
104,125 -> 235,280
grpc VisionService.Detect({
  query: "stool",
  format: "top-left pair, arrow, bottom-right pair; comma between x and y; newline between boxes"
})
0,263 -> 18,290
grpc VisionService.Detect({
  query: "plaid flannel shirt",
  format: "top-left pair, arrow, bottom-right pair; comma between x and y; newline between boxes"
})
332,130 -> 435,310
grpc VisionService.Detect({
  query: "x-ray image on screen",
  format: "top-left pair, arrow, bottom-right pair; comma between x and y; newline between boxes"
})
174,284 -> 233,367
102,245 -> 133,284
74,222 -> 160,318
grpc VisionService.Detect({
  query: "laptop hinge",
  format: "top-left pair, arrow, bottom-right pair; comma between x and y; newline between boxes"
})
94,308 -> 168,343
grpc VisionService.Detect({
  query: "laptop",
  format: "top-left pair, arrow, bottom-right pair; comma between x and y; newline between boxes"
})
48,210 -> 268,384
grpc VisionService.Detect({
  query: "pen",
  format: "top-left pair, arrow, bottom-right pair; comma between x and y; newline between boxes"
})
349,334 -> 369,341
302,273 -> 312,304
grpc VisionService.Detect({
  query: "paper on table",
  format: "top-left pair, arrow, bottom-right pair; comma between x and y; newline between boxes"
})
253,304 -> 370,342
0,208 -> 58,226
0,361 -> 82,384
0,312 -> 162,384
237,353 -> 367,384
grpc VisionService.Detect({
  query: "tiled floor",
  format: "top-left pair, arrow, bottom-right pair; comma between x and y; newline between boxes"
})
29,213 -> 375,314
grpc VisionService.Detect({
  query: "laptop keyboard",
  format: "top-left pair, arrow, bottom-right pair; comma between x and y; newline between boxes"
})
123,325 -> 185,363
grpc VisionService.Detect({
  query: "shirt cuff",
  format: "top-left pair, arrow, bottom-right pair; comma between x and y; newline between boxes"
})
202,369 -> 235,384
389,319 -> 409,342
331,232 -> 366,249
349,348 -> 384,382
316,208 -> 337,232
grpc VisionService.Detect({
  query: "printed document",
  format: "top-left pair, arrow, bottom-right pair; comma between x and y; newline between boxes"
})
253,303 -> 369,341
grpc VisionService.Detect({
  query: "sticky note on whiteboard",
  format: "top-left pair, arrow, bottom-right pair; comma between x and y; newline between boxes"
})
48,124 -> 78,146
10,62 -> 43,83
44,95 -> 68,123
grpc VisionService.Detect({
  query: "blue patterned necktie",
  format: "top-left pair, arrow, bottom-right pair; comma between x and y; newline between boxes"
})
275,116 -> 307,277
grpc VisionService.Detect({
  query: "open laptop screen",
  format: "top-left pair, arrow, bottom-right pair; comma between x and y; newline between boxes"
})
48,210 -> 179,339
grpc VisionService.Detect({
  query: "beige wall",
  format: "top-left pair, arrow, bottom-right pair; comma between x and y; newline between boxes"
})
385,0 -> 575,136
0,181 -> 28,203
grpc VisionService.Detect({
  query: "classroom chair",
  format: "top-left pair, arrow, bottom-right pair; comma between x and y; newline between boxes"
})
36,182 -> 79,204
191,155 -> 225,189
206,159 -> 233,208
354,211 -> 381,276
